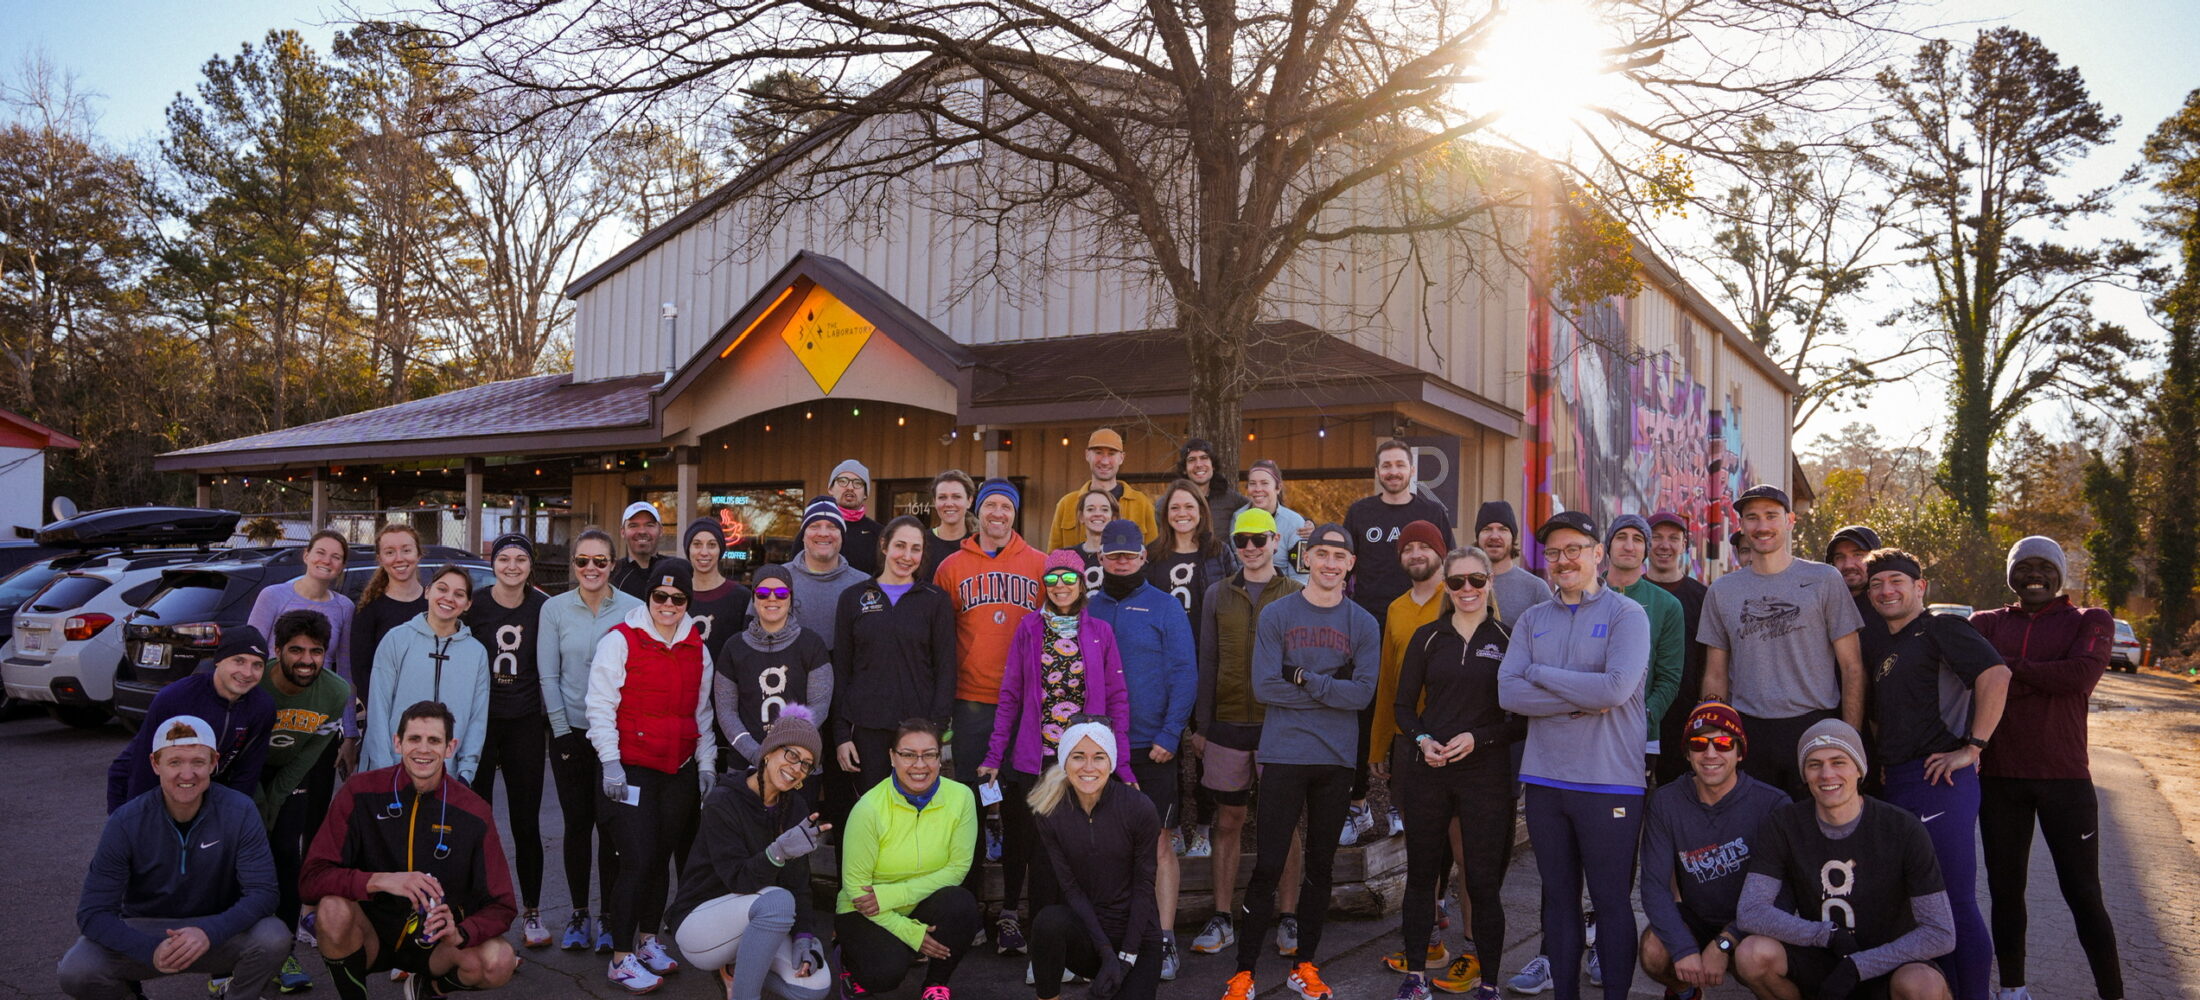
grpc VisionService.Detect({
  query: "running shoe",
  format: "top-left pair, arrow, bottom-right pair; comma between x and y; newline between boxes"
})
636,936 -> 680,975
1386,943 -> 1451,972
1275,913 -> 1300,956
1387,807 -> 1405,837
1184,824 -> 1214,857
1172,828 -> 1188,856
1436,895 -> 1453,930
1192,913 -> 1236,954
984,817 -> 1004,862
561,912 -> 593,950
1587,948 -> 1601,987
607,954 -> 662,994
994,914 -> 1027,955
1470,985 -> 1503,1000
597,924 -> 614,954
1287,960 -> 1334,1000
521,910 -> 551,948
206,976 -> 229,997
1161,934 -> 1180,981
1396,975 -> 1435,1000
840,969 -> 869,997
922,987 -> 951,1000
1022,962 -> 1077,985
1992,990 -> 2034,1000
1433,955 -> 1483,994
1220,970 -> 1256,1000
399,972 -> 449,1000
1339,804 -> 1371,845
1506,955 -> 1551,995
295,911 -> 318,950
275,955 -> 314,994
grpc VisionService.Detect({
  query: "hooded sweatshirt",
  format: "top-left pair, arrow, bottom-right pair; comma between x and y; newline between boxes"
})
1638,771 -> 1790,960
933,531 -> 1048,703
780,556 -> 868,651
1087,576 -> 1196,753
714,616 -> 834,761
536,586 -> 643,738
80,784 -> 277,964
666,773 -> 824,939
832,578 -> 958,742
106,672 -> 276,813
1967,594 -> 2113,780
362,613 -> 492,782
986,610 -> 1137,782
1497,584 -> 1653,793
584,604 -> 719,775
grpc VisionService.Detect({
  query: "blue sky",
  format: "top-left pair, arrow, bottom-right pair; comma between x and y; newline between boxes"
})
11,0 -> 2199,452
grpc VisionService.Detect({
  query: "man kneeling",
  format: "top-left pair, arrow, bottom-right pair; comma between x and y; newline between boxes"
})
1733,720 -> 1953,1000
301,701 -> 517,999
60,715 -> 290,998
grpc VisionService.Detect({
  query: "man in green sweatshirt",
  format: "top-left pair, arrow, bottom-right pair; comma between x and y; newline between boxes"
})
1602,514 -> 1683,774
255,609 -> 351,993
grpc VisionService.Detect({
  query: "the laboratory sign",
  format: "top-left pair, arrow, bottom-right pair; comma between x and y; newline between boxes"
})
780,284 -> 876,393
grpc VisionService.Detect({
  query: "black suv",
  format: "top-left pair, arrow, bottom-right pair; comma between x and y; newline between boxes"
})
113,544 -> 491,728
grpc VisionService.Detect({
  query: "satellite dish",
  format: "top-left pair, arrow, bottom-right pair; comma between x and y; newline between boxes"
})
50,497 -> 78,522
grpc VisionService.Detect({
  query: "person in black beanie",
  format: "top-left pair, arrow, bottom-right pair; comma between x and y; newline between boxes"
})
1824,525 -> 1883,623
463,531 -> 555,946
684,517 -> 753,646
1473,500 -> 1549,623
716,565 -> 835,767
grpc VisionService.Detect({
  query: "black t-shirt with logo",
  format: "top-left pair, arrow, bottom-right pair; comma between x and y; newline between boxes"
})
1341,494 -> 1456,620
462,589 -> 550,720
1749,797 -> 1945,950
1146,549 -> 1213,625
686,579 -> 754,650
1860,612 -> 2003,767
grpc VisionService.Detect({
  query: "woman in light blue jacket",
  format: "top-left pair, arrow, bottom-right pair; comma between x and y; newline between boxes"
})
362,565 -> 492,782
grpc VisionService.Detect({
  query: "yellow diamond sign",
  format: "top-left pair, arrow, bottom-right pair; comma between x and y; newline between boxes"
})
780,284 -> 876,394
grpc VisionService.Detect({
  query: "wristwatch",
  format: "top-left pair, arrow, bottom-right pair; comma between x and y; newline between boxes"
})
1961,735 -> 1989,751
1714,934 -> 1736,955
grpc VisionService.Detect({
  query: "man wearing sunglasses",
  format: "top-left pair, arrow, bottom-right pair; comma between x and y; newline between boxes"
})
1636,702 -> 1787,1000
1603,514 -> 1684,776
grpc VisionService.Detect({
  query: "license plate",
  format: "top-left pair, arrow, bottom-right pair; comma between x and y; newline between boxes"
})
137,643 -> 168,668
18,630 -> 41,652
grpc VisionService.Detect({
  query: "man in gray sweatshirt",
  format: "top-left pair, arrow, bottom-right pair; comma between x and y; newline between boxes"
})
1497,510 -> 1652,1000
780,496 -> 868,650
1637,701 -> 1789,997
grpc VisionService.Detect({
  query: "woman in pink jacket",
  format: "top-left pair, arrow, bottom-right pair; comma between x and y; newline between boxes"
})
974,548 -> 1133,959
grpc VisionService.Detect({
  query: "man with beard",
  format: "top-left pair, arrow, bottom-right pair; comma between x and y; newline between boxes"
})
1602,514 -> 1684,777
1047,428 -> 1158,549
1370,520 -> 1449,843
1646,511 -> 1710,786
1824,525 -> 1882,624
1474,500 -> 1549,622
610,502 -> 670,601
1176,437 -> 1250,538
828,459 -> 883,577
255,611 -> 350,993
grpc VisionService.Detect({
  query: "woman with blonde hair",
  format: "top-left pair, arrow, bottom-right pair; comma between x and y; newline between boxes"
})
1024,719 -> 1164,1000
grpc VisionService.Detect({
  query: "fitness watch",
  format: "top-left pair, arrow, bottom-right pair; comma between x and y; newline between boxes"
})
1714,934 -> 1737,955
1962,735 -> 1990,751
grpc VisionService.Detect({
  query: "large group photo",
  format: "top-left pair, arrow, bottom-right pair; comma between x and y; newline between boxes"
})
4,1 -> 2199,1000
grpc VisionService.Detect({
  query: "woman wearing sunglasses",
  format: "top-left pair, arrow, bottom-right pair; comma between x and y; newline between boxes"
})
715,565 -> 834,771
837,719 -> 982,1000
539,528 -> 644,952
586,557 -> 720,993
978,548 -> 1136,959
668,706 -> 835,1000
833,516 -> 959,792
1392,546 -> 1524,999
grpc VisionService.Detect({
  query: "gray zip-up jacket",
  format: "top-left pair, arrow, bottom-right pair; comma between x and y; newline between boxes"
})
538,587 -> 643,737
1497,585 -> 1652,791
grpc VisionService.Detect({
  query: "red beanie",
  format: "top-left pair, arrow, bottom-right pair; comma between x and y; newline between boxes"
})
1396,519 -> 1447,558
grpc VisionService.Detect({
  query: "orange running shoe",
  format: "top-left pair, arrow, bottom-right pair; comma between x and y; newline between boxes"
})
1288,960 -> 1334,1000
1220,969 -> 1256,1000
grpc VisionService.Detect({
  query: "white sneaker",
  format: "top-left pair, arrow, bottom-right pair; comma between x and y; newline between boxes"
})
608,954 -> 663,993
1387,808 -> 1405,837
1172,828 -> 1188,856
1024,962 -> 1076,985
1994,989 -> 2035,1000
1340,804 -> 1374,846
1184,824 -> 1214,857
636,936 -> 680,975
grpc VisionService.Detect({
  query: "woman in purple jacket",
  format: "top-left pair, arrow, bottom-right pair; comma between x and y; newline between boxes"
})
976,547 -> 1133,958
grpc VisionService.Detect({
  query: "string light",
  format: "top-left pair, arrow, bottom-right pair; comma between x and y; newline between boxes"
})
897,416 -> 906,427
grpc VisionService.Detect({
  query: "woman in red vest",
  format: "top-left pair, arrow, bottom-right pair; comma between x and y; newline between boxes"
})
585,556 -> 719,994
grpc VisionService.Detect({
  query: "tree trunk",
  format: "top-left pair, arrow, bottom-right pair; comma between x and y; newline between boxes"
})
2156,308 -> 2198,649
1942,369 -> 1995,531
1181,306 -> 1250,490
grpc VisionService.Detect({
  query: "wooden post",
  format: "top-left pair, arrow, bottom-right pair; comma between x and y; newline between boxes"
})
675,446 -> 699,528
309,468 -> 328,529
195,476 -> 213,509
464,458 -> 485,553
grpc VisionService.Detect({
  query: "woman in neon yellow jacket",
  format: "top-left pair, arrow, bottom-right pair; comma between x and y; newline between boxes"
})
835,719 -> 980,999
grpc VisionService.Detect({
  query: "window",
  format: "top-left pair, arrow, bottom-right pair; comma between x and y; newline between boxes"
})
641,486 -> 809,577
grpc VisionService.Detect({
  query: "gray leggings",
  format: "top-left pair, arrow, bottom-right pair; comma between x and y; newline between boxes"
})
671,888 -> 830,1000
58,916 -> 291,1000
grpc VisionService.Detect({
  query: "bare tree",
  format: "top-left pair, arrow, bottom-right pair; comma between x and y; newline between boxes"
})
408,0 -> 1895,480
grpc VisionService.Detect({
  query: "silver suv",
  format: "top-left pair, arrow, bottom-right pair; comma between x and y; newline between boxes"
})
2,550 -> 218,728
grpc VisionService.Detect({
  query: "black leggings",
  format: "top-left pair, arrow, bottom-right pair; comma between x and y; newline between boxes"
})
1400,754 -> 1513,969
473,714 -> 548,910
1028,904 -> 1163,1000
1978,776 -> 2122,997
850,726 -> 898,796
604,760 -> 699,951
270,741 -> 341,931
835,886 -> 981,991
1235,762 -> 1353,973
548,730 -> 619,913
998,767 -> 1044,918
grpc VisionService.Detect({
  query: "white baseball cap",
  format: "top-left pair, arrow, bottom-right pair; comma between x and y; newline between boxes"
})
621,501 -> 662,524
151,715 -> 219,755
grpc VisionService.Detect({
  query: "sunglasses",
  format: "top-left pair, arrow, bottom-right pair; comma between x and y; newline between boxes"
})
1444,572 -> 1491,591
571,555 -> 611,569
649,590 -> 689,606
1042,570 -> 1082,586
753,585 -> 791,600
1231,532 -> 1273,549
1686,734 -> 1738,753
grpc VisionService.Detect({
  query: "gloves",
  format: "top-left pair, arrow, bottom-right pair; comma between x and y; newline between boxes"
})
552,731 -> 588,761
1088,953 -> 1127,999
601,761 -> 628,802
1819,957 -> 1861,1000
792,933 -> 827,973
1827,925 -> 1859,957
699,767 -> 718,798
765,816 -> 826,866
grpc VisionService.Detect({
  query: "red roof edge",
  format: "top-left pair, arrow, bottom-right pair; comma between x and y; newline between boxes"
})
0,409 -> 81,450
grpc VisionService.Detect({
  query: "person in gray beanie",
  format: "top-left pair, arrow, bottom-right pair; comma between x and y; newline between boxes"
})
829,459 -> 883,576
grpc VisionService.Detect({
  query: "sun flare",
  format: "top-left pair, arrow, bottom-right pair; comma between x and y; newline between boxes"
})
1464,0 -> 1620,156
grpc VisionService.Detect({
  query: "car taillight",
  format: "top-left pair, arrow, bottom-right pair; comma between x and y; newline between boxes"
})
63,613 -> 114,641
173,623 -> 222,647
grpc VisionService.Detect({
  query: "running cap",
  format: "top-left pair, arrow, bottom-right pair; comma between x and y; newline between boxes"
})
1647,510 -> 1689,534
1824,525 -> 1882,561
1100,519 -> 1144,556
151,714 -> 220,756
1734,484 -> 1791,513
1536,510 -> 1598,545
1232,508 -> 1278,535
1306,523 -> 1354,554
621,501 -> 662,524
1797,718 -> 1868,777
1086,428 -> 1125,451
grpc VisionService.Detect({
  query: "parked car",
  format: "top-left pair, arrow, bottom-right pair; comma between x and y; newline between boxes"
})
113,544 -> 491,729
1926,603 -> 1974,619
2111,619 -> 2143,673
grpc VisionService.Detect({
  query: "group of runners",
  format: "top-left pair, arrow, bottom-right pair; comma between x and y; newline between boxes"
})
60,432 -> 2128,1000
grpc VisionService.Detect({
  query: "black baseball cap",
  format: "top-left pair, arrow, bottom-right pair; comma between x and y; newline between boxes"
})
1536,510 -> 1599,544
1306,523 -> 1355,554
1735,484 -> 1791,512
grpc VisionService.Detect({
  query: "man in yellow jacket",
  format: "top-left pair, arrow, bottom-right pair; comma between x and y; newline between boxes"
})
1047,428 -> 1158,549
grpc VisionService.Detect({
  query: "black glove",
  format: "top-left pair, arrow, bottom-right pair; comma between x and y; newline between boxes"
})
553,731 -> 590,761
1827,925 -> 1859,957
1087,955 -> 1127,1000
1819,957 -> 1861,1000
